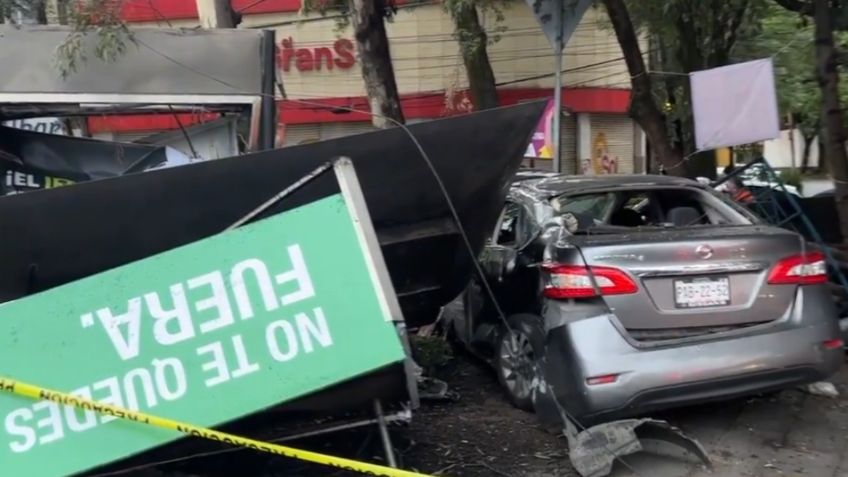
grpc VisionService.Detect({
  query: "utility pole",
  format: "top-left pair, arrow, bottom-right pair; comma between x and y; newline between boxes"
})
195,0 -> 275,151
525,0 -> 591,173
551,0 -> 564,173
196,0 -> 240,28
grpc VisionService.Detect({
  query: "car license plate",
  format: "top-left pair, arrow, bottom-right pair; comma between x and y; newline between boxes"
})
673,276 -> 730,309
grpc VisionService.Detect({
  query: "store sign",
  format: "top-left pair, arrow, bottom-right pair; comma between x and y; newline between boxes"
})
0,188 -> 405,476
277,37 -> 356,72
4,169 -> 76,194
3,118 -> 67,136
525,99 -> 555,159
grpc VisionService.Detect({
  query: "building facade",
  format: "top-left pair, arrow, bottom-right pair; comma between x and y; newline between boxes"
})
94,0 -> 645,174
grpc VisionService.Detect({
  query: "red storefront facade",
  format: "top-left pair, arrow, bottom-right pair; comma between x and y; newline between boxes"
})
92,0 -> 642,173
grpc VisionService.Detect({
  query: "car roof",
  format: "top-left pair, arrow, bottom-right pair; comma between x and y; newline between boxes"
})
513,171 -> 700,198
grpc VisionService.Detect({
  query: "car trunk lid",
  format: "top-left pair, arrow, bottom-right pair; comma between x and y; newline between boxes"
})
567,225 -> 805,331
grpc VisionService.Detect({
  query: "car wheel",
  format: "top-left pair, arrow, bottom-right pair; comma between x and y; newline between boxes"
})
495,314 -> 545,412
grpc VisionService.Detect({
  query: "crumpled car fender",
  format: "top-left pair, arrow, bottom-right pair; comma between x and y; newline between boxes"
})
532,363 -> 712,477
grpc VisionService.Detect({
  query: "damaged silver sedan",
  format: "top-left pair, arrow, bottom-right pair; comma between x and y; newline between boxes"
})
446,172 -> 843,424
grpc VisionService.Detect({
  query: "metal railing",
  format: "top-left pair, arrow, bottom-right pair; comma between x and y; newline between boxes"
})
711,158 -> 848,314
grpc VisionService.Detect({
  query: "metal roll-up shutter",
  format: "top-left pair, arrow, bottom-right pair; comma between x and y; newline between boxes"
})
589,114 -> 634,174
281,124 -> 321,146
319,122 -> 377,140
561,113 -> 578,174
281,122 -> 375,146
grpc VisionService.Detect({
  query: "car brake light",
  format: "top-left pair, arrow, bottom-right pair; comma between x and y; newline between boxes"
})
586,374 -> 619,385
823,339 -> 844,350
767,252 -> 828,285
543,264 -> 638,299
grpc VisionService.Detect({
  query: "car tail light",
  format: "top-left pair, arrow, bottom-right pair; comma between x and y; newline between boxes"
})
543,264 -> 638,299
823,339 -> 844,350
586,374 -> 619,385
767,252 -> 828,285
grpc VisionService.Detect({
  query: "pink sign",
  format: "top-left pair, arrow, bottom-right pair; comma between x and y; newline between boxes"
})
525,99 -> 554,159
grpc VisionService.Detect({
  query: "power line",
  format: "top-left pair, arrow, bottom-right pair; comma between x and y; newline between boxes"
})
245,11 -> 613,31
273,42 -> 632,76
279,65 -> 632,112
83,36 -> 631,115
252,28 -> 622,50
69,21 -> 633,122
237,0 -> 273,13
120,0 -> 615,47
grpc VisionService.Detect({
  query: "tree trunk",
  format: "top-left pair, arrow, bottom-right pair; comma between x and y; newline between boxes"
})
813,0 -> 848,241
602,0 -> 686,176
35,0 -> 47,24
801,129 -> 817,172
453,3 -> 498,110
349,0 -> 405,127
819,130 -> 829,173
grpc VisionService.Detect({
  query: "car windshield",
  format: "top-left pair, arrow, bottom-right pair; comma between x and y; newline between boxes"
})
551,186 -> 753,234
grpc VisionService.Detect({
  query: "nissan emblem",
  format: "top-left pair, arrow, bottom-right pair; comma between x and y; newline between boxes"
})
695,244 -> 714,260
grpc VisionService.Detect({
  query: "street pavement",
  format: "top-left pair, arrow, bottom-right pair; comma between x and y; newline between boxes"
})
611,363 -> 848,477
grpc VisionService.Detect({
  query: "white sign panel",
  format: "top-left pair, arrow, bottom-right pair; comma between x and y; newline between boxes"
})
690,58 -> 780,150
3,118 -> 68,136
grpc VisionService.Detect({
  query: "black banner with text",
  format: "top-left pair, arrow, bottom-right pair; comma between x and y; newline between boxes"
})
0,126 -> 168,195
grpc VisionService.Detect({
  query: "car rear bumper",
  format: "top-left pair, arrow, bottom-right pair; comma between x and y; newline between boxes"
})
542,292 -> 843,423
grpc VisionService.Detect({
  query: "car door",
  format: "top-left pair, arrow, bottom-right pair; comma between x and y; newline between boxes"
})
480,200 -> 542,315
480,201 -> 521,284
450,202 -> 521,346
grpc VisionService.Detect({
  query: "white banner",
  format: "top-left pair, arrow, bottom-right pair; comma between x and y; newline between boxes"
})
3,118 -> 67,136
690,58 -> 780,150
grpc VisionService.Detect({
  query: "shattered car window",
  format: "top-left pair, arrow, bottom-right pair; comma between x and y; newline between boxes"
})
551,193 -> 616,223
648,188 -> 749,227
497,202 -> 520,245
554,187 -> 752,233
625,195 -> 648,210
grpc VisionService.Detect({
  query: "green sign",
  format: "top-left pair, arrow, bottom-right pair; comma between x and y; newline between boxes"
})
0,182 -> 405,476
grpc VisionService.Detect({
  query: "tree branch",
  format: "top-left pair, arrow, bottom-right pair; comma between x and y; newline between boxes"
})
602,0 -> 685,174
773,0 -> 814,15
725,0 -> 750,53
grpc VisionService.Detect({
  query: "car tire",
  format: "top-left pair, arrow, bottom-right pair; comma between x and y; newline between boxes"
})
495,314 -> 545,412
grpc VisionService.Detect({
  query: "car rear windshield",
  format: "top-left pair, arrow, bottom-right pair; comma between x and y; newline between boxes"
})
551,186 -> 753,232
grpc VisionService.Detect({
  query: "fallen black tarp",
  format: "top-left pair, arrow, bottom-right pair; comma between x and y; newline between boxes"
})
0,101 -> 546,329
0,125 -> 168,194
1,104 -> 543,477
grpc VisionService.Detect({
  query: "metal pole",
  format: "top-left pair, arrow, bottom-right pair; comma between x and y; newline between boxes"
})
259,29 -> 277,151
551,0 -> 564,173
225,162 -> 333,231
788,113 -> 797,170
374,400 -> 397,468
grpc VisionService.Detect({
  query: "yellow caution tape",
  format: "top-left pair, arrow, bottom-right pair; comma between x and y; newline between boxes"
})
0,376 -> 437,477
